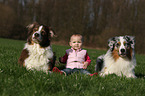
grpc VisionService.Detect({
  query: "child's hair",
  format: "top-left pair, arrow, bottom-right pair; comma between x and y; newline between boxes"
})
70,34 -> 83,42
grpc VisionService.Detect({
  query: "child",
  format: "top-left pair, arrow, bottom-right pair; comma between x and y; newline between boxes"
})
53,34 -> 97,76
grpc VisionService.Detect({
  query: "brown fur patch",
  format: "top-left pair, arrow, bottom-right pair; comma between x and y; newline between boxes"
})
18,49 -> 29,66
126,48 -> 132,60
112,48 -> 120,61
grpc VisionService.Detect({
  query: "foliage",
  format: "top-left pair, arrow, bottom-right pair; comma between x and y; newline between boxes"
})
1,0 -> 145,53
0,38 -> 144,96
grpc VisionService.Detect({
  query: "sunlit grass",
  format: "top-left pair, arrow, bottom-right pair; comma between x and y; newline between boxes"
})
0,38 -> 144,96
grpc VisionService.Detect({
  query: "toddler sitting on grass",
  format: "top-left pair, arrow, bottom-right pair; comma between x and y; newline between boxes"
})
53,34 -> 97,76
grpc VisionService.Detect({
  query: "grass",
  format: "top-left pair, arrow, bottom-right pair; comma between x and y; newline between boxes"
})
0,38 -> 144,96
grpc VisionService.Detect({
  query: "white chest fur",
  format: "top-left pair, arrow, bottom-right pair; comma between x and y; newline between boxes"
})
24,43 -> 53,72
101,50 -> 136,78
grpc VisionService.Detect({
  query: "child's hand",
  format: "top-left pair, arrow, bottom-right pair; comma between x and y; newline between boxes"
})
83,61 -> 89,69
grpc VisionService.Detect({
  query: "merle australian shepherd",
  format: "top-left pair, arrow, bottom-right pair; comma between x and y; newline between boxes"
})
95,36 -> 136,78
18,22 -> 56,73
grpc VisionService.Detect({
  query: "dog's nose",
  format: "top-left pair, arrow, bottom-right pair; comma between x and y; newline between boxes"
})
121,49 -> 125,53
34,33 -> 39,37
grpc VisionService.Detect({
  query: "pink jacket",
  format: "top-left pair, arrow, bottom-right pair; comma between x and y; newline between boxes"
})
61,48 -> 91,69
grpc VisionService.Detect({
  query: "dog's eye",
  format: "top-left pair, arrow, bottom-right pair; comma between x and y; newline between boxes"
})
116,43 -> 120,47
126,43 -> 130,47
41,31 -> 45,35
124,43 -> 127,46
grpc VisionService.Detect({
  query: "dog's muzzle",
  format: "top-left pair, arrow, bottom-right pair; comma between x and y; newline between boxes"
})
32,32 -> 42,43
119,48 -> 126,57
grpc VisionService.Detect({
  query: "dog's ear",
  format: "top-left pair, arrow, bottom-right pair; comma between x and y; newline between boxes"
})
49,27 -> 56,37
108,37 -> 117,51
124,35 -> 135,49
27,23 -> 34,30
26,22 -> 38,31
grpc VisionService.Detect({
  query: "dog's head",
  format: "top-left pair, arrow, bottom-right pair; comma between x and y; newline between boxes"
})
26,22 -> 55,47
108,35 -> 135,57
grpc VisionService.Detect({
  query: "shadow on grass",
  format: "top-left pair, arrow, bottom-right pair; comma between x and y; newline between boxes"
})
136,73 -> 145,78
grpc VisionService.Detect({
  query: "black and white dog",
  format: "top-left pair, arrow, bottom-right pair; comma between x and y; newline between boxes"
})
95,36 -> 136,78
18,22 -> 56,73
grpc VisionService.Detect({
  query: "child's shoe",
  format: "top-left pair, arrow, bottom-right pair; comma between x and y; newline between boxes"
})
89,72 -> 98,76
52,67 -> 63,75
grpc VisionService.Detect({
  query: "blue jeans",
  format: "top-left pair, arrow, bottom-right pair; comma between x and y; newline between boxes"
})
62,68 -> 91,75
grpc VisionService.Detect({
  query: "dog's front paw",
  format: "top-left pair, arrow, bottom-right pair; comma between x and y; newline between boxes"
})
127,74 -> 137,78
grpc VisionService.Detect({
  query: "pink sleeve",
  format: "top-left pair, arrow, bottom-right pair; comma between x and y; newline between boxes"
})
85,53 -> 91,65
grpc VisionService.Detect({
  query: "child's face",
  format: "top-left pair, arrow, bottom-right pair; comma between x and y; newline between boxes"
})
69,36 -> 82,50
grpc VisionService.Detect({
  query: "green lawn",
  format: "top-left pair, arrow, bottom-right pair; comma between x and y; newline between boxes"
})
0,38 -> 144,96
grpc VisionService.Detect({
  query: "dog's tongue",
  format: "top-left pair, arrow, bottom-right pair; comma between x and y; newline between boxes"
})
120,54 -> 126,57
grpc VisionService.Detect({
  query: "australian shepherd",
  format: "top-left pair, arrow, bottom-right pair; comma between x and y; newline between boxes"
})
18,22 -> 56,73
95,36 -> 136,78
